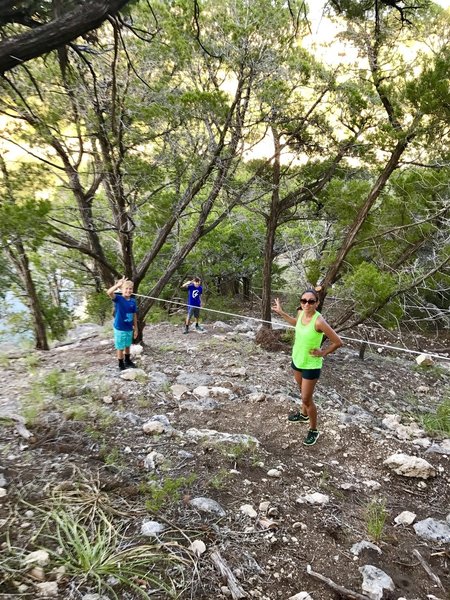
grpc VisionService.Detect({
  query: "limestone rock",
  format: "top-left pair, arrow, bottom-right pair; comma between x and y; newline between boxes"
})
141,520 -> 165,537
359,565 -> 395,600
413,518 -> 450,544
189,539 -> 207,556
171,384 -> 190,399
189,496 -> 226,517
383,453 -> 436,479
240,504 -> 258,518
36,582 -> 58,597
394,511 -> 416,526
350,541 -> 382,556
305,492 -> 329,505
24,550 -> 50,566
120,368 -> 147,381
415,353 -> 434,367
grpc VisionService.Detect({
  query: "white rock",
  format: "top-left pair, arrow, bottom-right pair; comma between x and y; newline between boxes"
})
303,492 -> 329,505
210,386 -> 233,398
413,518 -> 450,543
394,511 -> 416,526
259,501 -> 270,513
141,520 -> 165,537
240,504 -> 258,518
130,344 -> 143,357
350,541 -> 382,556
383,453 -> 436,479
249,393 -> 266,402
143,451 -> 164,470
36,582 -> 58,597
288,593 -> 313,600
82,595 -> 112,600
362,480 -> 381,490
24,550 -> 50,566
0,487 -> 7,498
120,368 -> 147,381
193,385 -> 210,398
359,565 -> 395,600
267,469 -> 281,478
142,420 -> 166,435
171,384 -> 190,399
230,366 -> 247,376
416,353 -> 434,366
102,395 -> 113,404
189,539 -> 207,556
189,497 -> 226,517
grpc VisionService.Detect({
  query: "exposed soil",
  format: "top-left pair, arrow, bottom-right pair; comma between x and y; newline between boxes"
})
0,318 -> 449,600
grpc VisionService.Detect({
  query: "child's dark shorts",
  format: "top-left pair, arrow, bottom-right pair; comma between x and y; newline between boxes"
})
291,361 -> 321,380
187,307 -> 200,318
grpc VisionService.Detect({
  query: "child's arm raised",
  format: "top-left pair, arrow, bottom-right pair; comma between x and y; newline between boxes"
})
107,277 -> 126,299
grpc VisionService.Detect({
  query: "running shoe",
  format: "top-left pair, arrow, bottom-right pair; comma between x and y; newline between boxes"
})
303,429 -> 320,446
288,411 -> 309,423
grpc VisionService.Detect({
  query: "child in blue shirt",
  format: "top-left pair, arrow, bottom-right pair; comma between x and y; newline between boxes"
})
182,277 -> 203,334
107,277 -> 138,370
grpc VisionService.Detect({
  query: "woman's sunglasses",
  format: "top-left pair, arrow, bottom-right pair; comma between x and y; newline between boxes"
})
300,298 -> 317,305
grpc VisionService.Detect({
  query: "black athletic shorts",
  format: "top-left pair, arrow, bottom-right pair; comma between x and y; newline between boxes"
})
291,361 -> 321,380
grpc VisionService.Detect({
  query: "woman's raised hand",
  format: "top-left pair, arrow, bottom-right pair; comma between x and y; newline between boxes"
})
271,298 -> 282,314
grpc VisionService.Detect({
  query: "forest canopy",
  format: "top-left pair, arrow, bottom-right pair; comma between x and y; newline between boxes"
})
0,0 -> 449,349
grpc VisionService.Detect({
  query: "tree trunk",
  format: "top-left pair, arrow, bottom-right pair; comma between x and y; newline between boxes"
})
7,241 -> 49,351
242,276 -> 251,301
318,135 -> 413,308
261,127 -> 281,328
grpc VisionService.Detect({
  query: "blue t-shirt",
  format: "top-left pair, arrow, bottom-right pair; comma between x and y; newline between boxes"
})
113,294 -> 137,331
187,284 -> 202,307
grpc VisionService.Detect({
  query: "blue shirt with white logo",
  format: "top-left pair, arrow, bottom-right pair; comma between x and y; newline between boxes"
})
113,294 -> 137,331
187,284 -> 202,307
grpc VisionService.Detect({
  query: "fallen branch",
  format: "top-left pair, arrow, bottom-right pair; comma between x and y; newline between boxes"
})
306,564 -> 371,600
412,549 -> 445,592
211,550 -> 247,599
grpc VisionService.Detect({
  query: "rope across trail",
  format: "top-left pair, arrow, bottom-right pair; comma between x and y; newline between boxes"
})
133,293 -> 450,363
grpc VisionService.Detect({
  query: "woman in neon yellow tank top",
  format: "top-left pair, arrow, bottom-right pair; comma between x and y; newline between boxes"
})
272,289 -> 342,446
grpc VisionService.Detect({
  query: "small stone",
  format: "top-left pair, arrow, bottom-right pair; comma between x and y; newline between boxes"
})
142,421 -> 166,435
267,469 -> 281,478
302,492 -> 329,505
36,582 -> 58,597
240,504 -> 258,518
189,539 -> 207,556
141,520 -> 165,537
394,511 -> 416,526
416,354 -> 434,367
259,501 -> 270,513
24,550 -> 50,566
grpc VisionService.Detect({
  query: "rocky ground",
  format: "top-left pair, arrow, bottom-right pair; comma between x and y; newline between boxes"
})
0,316 -> 449,600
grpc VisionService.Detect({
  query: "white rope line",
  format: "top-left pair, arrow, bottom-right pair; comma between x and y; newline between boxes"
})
134,293 -> 450,361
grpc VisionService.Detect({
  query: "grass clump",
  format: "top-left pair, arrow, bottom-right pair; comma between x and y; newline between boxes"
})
141,474 -> 197,513
421,396 -> 450,436
365,498 -> 388,542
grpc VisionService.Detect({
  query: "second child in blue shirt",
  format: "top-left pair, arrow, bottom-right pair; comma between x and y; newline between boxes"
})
182,277 -> 204,334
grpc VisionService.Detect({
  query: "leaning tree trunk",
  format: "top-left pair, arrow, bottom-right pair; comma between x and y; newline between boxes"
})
7,241 -> 49,351
261,127 -> 281,328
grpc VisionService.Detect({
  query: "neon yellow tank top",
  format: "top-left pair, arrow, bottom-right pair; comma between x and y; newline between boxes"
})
292,311 -> 324,369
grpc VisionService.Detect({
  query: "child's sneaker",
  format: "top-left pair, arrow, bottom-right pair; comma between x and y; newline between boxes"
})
118,360 -> 126,371
124,357 -> 136,369
303,429 -> 320,446
195,324 -> 204,331
288,411 -> 309,423
183,328 -> 189,334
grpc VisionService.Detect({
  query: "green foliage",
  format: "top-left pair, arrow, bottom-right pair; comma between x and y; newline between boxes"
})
421,396 -> 450,436
84,292 -> 114,325
141,474 -> 197,513
208,468 -> 231,490
42,507 -> 183,599
365,498 -> 388,543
